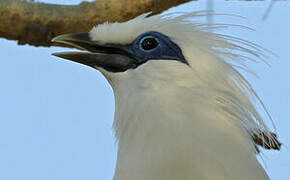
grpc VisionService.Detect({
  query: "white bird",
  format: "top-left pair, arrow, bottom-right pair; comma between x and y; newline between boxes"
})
52,11 -> 281,180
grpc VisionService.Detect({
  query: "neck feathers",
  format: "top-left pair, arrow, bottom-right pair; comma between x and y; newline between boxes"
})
112,80 -> 270,180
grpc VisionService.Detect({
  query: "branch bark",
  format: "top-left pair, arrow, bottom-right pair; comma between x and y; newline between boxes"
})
0,0 -> 192,47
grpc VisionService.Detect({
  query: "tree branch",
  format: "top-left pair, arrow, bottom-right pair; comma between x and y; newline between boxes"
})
0,0 -> 193,47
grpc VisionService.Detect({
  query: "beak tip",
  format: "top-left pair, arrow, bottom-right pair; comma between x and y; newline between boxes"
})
51,53 -> 62,60
51,52 -> 67,59
51,35 -> 65,43
51,52 -> 58,57
51,33 -> 91,43
51,37 -> 57,43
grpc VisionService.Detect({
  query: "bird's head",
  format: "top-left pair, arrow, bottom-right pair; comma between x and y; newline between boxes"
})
52,12 -> 231,91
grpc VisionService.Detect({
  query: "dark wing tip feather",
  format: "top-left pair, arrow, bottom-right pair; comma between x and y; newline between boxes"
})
251,130 -> 282,152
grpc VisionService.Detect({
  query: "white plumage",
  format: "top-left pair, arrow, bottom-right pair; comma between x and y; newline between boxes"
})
53,11 -> 281,180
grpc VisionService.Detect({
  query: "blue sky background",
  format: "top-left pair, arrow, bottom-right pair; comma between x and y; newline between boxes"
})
0,0 -> 289,180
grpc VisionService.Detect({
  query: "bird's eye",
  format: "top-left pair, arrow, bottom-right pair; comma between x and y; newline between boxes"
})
140,36 -> 159,51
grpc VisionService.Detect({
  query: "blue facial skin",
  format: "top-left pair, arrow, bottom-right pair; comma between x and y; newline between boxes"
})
121,31 -> 188,69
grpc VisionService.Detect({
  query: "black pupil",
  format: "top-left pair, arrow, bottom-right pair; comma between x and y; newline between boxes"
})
141,38 -> 158,51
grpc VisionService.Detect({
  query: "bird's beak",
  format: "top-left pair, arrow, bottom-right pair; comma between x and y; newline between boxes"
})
51,33 -> 134,72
